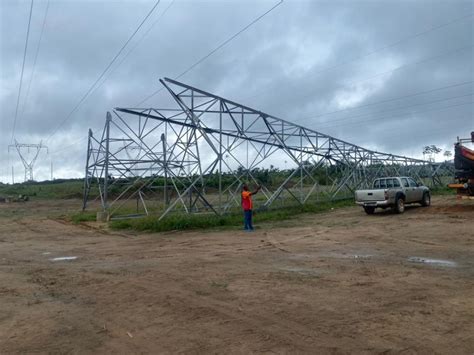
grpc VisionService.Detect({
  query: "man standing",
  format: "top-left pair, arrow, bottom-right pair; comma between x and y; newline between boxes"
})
241,184 -> 261,231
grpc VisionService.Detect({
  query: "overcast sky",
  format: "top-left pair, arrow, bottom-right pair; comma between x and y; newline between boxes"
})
0,0 -> 473,183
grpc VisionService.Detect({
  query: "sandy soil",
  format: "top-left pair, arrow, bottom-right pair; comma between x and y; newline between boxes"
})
0,196 -> 473,354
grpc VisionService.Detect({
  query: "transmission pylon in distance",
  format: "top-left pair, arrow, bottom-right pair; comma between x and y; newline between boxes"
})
8,140 -> 48,182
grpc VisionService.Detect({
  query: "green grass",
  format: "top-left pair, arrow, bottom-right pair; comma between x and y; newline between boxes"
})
69,211 -> 97,224
430,186 -> 457,196
0,179 -> 86,199
110,199 -> 353,233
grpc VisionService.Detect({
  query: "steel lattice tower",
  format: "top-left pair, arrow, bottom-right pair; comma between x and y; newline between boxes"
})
83,78 -> 453,219
8,141 -> 48,182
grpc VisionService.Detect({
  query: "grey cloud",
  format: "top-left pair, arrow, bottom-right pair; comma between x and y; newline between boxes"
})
1,0 -> 473,182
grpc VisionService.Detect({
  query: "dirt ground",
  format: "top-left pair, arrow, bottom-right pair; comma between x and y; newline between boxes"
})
0,196 -> 473,354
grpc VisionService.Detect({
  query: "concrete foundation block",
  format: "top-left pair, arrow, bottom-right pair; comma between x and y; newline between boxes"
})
96,211 -> 110,222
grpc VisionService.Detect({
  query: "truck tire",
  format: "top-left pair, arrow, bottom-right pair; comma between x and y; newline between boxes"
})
363,206 -> 375,215
393,196 -> 405,214
468,183 -> 474,196
421,192 -> 431,207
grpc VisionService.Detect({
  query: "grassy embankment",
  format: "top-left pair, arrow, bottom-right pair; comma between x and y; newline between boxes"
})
0,179 -> 85,199
429,186 -> 457,195
108,199 -> 354,232
69,200 -> 354,229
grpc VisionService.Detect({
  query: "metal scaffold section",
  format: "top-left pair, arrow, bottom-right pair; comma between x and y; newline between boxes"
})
82,78 -> 453,220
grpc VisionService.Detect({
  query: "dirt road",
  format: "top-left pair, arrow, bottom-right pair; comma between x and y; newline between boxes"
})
0,196 -> 473,353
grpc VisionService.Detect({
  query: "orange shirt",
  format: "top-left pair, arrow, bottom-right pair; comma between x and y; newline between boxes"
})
241,191 -> 253,210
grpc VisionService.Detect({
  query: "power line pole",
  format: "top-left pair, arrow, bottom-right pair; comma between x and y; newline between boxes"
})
8,141 -> 48,182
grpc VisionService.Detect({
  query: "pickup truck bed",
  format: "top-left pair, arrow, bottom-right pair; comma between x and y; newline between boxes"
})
355,189 -> 390,207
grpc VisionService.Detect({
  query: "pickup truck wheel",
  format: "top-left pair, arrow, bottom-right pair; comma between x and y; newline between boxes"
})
363,206 -> 375,215
393,197 -> 405,214
421,192 -> 431,207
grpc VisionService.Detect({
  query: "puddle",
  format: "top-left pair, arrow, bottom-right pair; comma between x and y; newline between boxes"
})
288,253 -> 374,260
408,257 -> 457,267
288,253 -> 314,260
352,254 -> 373,259
50,256 -> 78,262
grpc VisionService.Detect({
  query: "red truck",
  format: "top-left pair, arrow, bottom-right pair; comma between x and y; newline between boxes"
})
448,132 -> 474,199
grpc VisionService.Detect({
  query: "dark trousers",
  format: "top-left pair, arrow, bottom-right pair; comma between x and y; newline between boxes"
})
243,209 -> 254,230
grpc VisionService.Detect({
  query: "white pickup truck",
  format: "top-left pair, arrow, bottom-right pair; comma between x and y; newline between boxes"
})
355,177 -> 430,214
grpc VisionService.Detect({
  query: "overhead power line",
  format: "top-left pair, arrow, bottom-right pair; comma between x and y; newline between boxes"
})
91,0 -> 177,106
11,0 -> 35,144
314,92 -> 473,126
241,12 -> 474,102
21,0 -> 50,121
135,0 -> 284,107
320,100 -> 473,130
301,12 -> 474,82
344,119 -> 469,149
301,80 -> 473,120
46,0 -> 162,143
51,128 -> 102,156
50,2 -> 177,157
267,43 -> 473,113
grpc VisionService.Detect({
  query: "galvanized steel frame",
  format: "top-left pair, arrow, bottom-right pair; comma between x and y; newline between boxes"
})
8,140 -> 48,182
83,78 -> 451,219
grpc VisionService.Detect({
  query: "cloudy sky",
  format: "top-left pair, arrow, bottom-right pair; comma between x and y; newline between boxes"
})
0,0 -> 473,182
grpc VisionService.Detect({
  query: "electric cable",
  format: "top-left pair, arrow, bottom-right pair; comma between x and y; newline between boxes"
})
302,80 -> 473,120
20,0 -> 50,121
241,12 -> 474,102
265,44 -> 473,109
45,0 -> 162,143
314,92 -> 473,127
92,0 -> 177,103
11,0 -> 34,143
319,100 -> 473,130
135,0 -> 284,106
